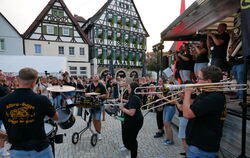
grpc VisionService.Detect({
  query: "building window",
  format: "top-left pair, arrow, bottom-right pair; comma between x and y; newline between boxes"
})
47,26 -> 54,34
80,67 -> 87,75
63,28 -> 69,36
52,9 -> 64,16
58,46 -> 64,55
0,39 -> 4,51
34,44 -> 41,54
69,66 -> 77,75
80,47 -> 85,55
69,47 -> 75,55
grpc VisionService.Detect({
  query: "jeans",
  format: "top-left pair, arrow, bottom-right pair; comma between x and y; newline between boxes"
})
53,95 -> 62,109
10,146 -> 53,158
187,145 -> 217,158
232,64 -> 244,98
163,106 -> 176,123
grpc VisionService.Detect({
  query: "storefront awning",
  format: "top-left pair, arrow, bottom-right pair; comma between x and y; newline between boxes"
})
161,0 -> 240,41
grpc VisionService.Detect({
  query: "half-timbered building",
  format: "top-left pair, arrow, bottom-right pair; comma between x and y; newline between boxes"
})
23,0 -> 92,77
82,0 -> 149,78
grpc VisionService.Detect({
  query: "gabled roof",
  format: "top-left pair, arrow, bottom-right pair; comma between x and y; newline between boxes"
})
23,0 -> 92,46
0,12 -> 22,37
161,0 -> 240,41
83,0 -> 149,37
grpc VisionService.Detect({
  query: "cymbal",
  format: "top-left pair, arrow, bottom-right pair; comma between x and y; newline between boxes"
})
75,89 -> 85,92
47,85 -> 75,92
85,92 -> 100,96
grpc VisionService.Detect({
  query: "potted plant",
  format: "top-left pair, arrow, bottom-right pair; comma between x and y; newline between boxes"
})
133,56 -> 137,65
126,18 -> 131,27
117,16 -> 123,27
98,54 -> 104,64
126,56 -> 130,66
133,20 -> 139,29
117,55 -> 122,64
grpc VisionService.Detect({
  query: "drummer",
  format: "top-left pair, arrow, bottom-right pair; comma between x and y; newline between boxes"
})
0,68 -> 59,158
86,74 -> 108,140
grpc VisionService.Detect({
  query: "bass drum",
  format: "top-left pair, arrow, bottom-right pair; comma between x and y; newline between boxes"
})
56,108 -> 75,129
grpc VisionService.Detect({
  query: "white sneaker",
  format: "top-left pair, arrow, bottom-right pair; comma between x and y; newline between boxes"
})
98,133 -> 102,140
119,146 -> 128,152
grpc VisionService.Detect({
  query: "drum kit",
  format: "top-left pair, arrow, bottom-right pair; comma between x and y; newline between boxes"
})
46,85 -> 102,147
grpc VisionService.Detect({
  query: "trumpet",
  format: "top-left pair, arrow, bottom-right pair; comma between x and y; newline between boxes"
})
135,82 -> 249,94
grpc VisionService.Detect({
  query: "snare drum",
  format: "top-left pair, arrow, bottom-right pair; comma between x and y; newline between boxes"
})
78,96 -> 102,108
56,108 -> 75,129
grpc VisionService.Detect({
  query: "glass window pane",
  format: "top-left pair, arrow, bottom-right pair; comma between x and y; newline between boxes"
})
80,47 -> 85,55
69,47 -> 75,55
35,44 -> 41,54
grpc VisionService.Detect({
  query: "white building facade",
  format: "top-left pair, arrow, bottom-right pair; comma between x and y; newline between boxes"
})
0,13 -> 24,56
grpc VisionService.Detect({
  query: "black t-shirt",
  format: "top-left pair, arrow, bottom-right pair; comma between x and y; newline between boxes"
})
123,95 -> 143,123
0,88 -> 56,151
0,85 -> 9,98
186,92 -> 226,152
212,33 -> 230,60
86,82 -> 107,101
195,49 -> 209,63
178,53 -> 193,70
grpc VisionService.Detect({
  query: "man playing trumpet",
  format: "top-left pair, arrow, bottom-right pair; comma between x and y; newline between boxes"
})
183,66 -> 226,158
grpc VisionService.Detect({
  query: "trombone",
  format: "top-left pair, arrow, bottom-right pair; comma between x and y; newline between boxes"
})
140,91 -> 181,111
139,82 -> 249,111
135,82 -> 249,94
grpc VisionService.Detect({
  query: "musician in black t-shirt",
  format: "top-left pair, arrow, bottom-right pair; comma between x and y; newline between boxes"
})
183,66 -> 226,158
207,23 -> 230,70
192,40 -> 209,77
119,82 -> 143,158
0,68 -> 58,158
177,44 -> 193,82
86,74 -> 108,140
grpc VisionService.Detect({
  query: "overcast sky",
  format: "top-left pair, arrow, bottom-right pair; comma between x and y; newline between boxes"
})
0,0 -> 195,51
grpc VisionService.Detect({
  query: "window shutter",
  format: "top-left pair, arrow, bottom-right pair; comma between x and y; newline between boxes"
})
58,27 -> 62,35
52,9 -> 56,16
42,25 -> 47,34
58,10 -> 64,16
69,28 -> 74,36
54,26 -> 58,35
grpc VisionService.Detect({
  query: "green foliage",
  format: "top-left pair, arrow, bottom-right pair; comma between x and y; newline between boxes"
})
126,56 -> 130,66
108,18 -> 114,26
100,56 -> 104,64
117,56 -> 122,64
98,33 -> 104,41
146,56 -> 158,71
118,19 -> 123,26
133,57 -> 137,65
133,23 -> 139,29
107,55 -> 112,60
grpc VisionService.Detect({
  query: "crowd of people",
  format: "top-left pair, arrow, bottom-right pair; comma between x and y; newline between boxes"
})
0,23 -> 246,158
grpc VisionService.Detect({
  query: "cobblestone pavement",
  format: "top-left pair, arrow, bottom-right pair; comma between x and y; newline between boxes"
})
54,111 -> 185,158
